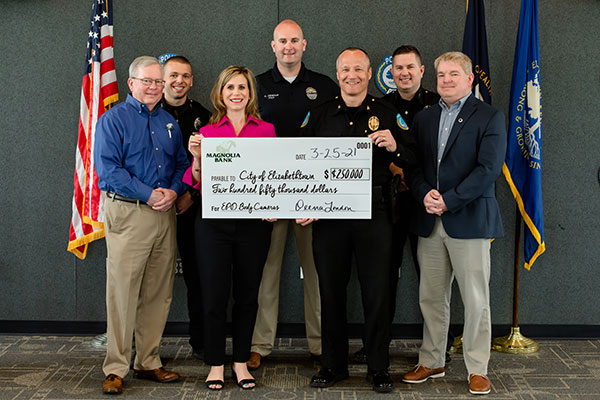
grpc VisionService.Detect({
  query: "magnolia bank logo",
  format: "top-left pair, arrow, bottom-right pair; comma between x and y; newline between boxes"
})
206,140 -> 241,163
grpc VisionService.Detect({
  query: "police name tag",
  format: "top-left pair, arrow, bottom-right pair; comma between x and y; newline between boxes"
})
201,137 -> 372,219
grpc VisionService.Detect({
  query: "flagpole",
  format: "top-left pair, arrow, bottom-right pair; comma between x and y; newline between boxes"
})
492,206 -> 538,353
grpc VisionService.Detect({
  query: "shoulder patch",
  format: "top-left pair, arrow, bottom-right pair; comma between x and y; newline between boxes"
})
396,113 -> 409,130
300,112 -> 310,128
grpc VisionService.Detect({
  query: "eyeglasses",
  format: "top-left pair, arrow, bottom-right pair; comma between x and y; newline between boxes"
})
132,77 -> 165,87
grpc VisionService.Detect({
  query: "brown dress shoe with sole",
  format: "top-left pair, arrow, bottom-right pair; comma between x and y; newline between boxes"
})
102,374 -> 122,395
133,367 -> 180,383
247,351 -> 261,370
469,374 -> 491,395
402,365 -> 445,383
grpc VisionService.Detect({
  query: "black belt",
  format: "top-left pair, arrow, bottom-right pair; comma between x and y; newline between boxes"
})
106,191 -> 140,204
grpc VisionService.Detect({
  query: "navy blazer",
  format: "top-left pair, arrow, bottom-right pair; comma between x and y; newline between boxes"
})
409,94 -> 506,239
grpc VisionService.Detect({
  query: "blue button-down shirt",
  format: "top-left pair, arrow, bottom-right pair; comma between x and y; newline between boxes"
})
95,94 -> 189,202
436,92 -> 471,188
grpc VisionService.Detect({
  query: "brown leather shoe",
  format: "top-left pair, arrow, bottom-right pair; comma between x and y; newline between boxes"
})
246,352 -> 261,370
469,374 -> 491,395
133,367 -> 180,383
402,365 -> 445,383
102,374 -> 122,395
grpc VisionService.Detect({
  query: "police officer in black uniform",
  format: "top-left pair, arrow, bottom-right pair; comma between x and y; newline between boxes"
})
160,54 -> 210,358
383,46 -> 440,279
353,45 -> 441,364
299,48 -> 417,393
248,20 -> 338,370
256,21 -> 338,139
384,46 -> 456,365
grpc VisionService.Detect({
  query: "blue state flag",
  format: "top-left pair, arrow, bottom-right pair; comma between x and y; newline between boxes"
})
503,0 -> 545,270
462,0 -> 492,104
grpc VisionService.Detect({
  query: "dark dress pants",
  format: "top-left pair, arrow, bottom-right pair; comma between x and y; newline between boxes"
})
389,191 -> 420,325
176,201 -> 203,351
195,215 -> 272,366
313,200 -> 393,372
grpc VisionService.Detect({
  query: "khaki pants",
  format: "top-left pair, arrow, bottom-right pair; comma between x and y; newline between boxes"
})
417,217 -> 491,376
251,220 -> 321,356
102,199 -> 177,378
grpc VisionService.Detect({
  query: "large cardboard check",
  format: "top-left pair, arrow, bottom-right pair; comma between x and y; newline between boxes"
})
201,137 -> 372,219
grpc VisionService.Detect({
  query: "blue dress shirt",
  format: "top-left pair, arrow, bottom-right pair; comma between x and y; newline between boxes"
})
95,94 -> 189,202
436,92 -> 471,189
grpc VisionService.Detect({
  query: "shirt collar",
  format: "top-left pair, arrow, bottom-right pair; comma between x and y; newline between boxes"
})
216,114 -> 260,128
395,86 -> 423,105
333,94 -> 375,115
439,92 -> 471,112
126,93 -> 160,115
160,95 -> 191,113
271,62 -> 308,83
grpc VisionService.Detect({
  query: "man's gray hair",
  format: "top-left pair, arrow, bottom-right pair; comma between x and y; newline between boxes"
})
129,56 -> 161,78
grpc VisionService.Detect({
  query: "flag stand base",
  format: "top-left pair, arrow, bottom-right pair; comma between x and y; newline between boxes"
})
449,335 -> 463,353
492,326 -> 538,354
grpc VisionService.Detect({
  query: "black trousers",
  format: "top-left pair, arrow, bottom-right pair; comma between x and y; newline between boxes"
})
389,190 -> 420,324
313,200 -> 393,372
176,201 -> 203,351
195,215 -> 272,365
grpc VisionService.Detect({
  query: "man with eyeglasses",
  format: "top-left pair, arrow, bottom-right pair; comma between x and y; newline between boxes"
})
159,54 -> 210,360
95,56 -> 188,395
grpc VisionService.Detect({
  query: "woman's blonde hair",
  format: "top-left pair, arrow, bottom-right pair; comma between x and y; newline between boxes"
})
209,65 -> 262,125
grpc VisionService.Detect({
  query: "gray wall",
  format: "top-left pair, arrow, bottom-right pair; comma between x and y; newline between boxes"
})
1,0 -> 599,328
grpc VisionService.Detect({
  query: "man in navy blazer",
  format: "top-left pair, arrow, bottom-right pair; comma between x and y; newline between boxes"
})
402,52 -> 506,396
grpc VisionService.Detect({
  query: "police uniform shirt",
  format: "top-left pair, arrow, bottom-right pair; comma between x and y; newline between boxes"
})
301,95 -> 417,187
381,86 -> 440,128
257,62 -> 338,138
160,97 -> 211,163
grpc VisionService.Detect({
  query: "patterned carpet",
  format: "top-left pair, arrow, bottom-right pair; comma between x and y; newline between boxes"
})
1,335 -> 600,399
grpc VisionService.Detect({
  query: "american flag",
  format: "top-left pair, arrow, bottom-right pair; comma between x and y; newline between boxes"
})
68,0 -> 118,259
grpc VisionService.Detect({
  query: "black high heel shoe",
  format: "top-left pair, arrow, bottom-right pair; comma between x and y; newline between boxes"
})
205,367 -> 224,391
231,366 -> 256,390
205,379 -> 224,391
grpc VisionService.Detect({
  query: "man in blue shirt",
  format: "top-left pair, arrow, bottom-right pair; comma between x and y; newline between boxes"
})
95,56 -> 188,395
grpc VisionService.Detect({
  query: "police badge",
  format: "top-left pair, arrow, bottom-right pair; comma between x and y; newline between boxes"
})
305,87 -> 317,100
368,116 -> 379,131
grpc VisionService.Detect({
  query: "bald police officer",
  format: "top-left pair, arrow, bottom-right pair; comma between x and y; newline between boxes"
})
248,19 -> 338,370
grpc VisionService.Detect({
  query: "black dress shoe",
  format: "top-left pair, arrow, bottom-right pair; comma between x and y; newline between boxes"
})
353,347 -> 367,364
310,368 -> 349,388
445,351 -> 452,364
367,369 -> 393,393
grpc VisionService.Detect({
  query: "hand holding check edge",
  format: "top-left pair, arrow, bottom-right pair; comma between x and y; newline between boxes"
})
188,133 -> 203,184
368,129 -> 397,152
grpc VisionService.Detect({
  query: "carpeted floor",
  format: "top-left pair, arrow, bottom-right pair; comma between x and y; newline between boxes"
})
1,335 -> 600,399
